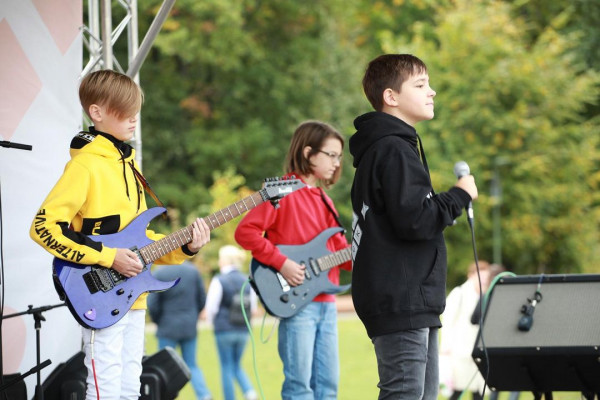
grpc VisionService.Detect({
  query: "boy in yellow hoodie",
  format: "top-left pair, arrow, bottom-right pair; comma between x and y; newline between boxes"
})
30,69 -> 211,400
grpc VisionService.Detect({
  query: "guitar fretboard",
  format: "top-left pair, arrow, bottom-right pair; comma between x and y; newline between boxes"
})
139,190 -> 266,264
317,247 -> 352,272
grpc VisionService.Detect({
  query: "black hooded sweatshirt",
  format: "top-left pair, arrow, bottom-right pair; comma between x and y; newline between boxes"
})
349,111 -> 471,338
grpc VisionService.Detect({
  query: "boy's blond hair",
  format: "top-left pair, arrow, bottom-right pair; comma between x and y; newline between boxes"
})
79,70 -> 144,120
362,54 -> 428,112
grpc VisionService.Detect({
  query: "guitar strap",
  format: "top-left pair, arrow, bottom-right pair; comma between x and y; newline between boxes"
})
85,128 -> 166,209
319,188 -> 345,234
130,165 -> 165,208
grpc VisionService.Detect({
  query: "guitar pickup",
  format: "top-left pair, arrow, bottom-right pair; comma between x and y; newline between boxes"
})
132,246 -> 148,267
276,272 -> 291,292
309,258 -> 320,276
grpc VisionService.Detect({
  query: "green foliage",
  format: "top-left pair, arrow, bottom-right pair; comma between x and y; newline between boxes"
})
190,169 -> 255,273
136,0 -> 600,285
381,0 -> 600,285
140,0 -> 365,195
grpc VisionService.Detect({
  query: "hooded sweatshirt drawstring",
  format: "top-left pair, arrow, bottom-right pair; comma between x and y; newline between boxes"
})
128,160 -> 142,212
116,147 -> 143,212
82,128 -> 161,213
89,128 -> 142,212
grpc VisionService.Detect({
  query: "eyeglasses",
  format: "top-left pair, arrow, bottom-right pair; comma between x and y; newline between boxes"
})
317,150 -> 343,162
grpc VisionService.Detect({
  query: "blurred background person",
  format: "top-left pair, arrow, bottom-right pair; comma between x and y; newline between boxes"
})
440,261 -> 491,400
205,244 -> 258,400
148,260 -> 212,400
471,263 -> 520,400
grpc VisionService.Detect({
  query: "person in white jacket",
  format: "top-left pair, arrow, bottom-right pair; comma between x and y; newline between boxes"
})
439,261 -> 491,400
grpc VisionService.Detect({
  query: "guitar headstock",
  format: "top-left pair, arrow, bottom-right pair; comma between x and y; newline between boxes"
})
261,176 -> 305,206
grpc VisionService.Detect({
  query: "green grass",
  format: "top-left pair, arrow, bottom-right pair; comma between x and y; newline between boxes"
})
145,315 -> 585,400
145,315 -> 378,399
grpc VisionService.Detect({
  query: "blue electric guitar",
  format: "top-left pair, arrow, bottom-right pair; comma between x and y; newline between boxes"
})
53,177 -> 305,329
250,227 -> 351,318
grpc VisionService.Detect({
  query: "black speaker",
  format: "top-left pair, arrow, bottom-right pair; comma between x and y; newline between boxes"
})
40,347 -> 189,400
140,347 -> 191,400
41,351 -> 87,400
472,274 -> 600,393
0,374 -> 27,400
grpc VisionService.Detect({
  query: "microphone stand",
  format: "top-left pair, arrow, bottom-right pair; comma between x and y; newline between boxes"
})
0,140 -> 34,398
0,141 -> 33,151
1,303 -> 66,400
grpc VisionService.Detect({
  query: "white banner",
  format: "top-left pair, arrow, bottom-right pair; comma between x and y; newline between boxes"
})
1,0 -> 83,395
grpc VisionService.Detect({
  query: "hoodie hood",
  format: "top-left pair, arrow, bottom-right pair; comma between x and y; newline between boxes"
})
70,126 -> 134,161
349,111 -> 417,168
70,127 -> 143,210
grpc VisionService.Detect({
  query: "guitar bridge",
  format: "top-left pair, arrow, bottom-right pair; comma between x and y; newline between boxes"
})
83,266 -> 127,294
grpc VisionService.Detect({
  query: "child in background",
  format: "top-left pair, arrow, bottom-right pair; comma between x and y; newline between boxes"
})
235,120 -> 352,400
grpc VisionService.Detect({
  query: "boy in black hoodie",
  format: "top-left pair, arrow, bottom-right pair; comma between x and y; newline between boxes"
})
349,54 -> 478,399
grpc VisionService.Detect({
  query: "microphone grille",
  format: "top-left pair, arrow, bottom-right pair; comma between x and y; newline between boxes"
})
453,161 -> 470,179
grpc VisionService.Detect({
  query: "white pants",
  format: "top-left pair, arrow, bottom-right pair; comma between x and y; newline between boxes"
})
82,310 -> 146,400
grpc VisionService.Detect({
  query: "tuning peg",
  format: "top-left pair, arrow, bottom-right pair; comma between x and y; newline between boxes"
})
270,199 -> 280,209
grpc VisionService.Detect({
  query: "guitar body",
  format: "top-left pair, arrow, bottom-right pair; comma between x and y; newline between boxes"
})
53,207 -> 179,329
250,227 -> 350,318
50,177 -> 305,329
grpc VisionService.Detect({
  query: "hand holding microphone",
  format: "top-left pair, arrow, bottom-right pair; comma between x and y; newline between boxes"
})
453,161 -> 478,224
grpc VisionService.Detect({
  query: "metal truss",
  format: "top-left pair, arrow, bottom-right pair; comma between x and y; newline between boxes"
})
81,0 -> 176,168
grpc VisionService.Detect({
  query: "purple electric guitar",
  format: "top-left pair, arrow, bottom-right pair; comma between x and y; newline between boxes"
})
250,227 -> 351,318
53,177 -> 304,329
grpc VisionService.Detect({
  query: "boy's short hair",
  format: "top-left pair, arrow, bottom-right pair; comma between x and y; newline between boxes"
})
79,70 -> 144,120
285,120 -> 344,188
362,54 -> 428,111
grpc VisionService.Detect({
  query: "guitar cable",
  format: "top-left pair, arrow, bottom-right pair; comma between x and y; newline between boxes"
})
241,279 -> 278,400
90,329 -> 100,400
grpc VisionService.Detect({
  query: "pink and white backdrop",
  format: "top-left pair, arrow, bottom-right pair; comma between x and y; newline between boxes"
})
1,0 -> 84,394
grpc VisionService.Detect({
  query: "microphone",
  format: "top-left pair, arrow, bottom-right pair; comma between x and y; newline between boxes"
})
518,291 -> 542,331
453,161 -> 473,223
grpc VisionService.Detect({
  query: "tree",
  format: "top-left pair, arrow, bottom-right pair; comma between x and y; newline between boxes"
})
380,0 -> 600,286
138,0 -> 365,220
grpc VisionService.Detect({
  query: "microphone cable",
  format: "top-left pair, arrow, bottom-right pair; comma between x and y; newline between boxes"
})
456,197 -> 492,400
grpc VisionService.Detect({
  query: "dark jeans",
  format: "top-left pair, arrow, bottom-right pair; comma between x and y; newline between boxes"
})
372,327 -> 439,400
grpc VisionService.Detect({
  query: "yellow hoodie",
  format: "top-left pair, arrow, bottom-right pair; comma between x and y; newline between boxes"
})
30,128 -> 192,309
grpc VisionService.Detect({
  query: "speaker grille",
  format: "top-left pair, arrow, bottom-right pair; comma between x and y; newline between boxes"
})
479,278 -> 600,348
472,274 -> 600,392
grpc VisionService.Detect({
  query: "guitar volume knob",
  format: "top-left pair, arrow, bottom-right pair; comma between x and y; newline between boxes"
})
280,294 -> 290,303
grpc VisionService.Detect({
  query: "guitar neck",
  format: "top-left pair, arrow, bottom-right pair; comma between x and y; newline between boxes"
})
316,247 -> 352,273
140,190 -> 268,264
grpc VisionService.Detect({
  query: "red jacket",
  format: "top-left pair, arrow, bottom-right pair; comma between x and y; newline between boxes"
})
234,174 -> 351,302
